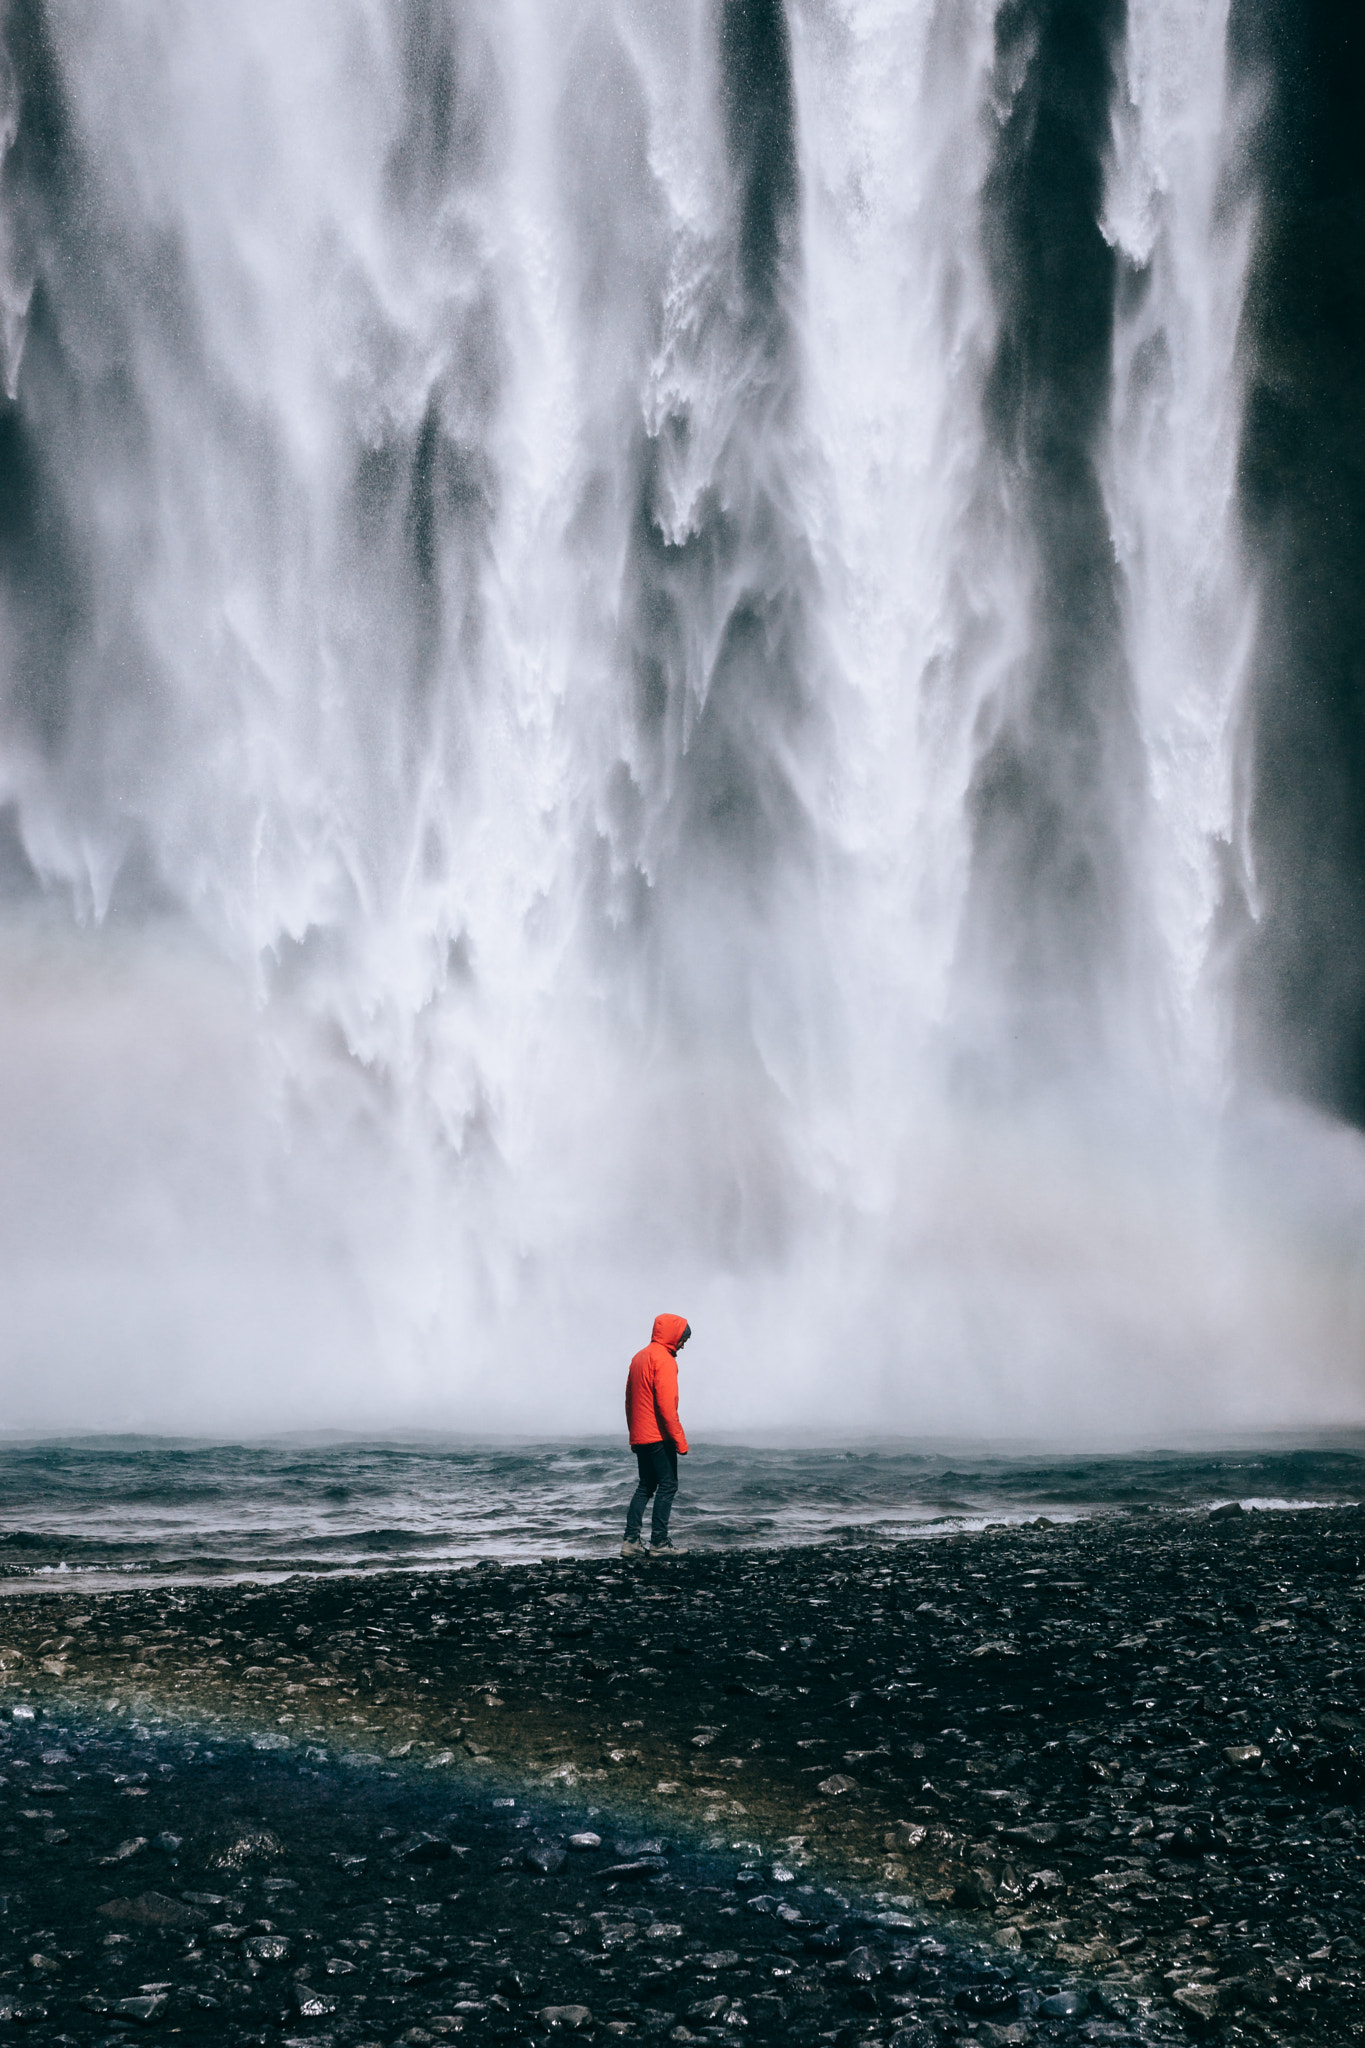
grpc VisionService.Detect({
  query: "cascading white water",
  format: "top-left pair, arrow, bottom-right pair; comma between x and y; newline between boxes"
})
1103,0 -> 1257,1085
789,0 -> 1007,1175
1,0 -> 1362,1435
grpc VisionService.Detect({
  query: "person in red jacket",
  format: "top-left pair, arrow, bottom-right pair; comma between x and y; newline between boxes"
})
621,1313 -> 691,1558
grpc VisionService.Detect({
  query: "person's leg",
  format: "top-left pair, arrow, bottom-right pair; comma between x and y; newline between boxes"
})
648,1442 -> 679,1546
624,1447 -> 658,1544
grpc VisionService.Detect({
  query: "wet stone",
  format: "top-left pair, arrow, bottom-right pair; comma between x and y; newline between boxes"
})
295,1985 -> 338,2017
398,1830 -> 453,1862
6,1505 -> 1365,2043
242,1931 -> 291,1962
113,1992 -> 170,2024
5,1692 -> 1035,2038
956,1980 -> 1019,2017
96,1890 -> 207,1929
839,1946 -> 883,1984
207,1825 -> 285,1869
688,1993 -> 731,2021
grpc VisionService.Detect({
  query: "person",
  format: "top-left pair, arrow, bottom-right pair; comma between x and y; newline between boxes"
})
621,1313 -> 691,1558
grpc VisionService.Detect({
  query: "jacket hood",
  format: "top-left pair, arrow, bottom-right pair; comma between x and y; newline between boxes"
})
651,1313 -> 690,1353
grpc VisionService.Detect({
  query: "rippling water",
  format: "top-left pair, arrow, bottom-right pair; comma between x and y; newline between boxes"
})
0,1435 -> 1361,1588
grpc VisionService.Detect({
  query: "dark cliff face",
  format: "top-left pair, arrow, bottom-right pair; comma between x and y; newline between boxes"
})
1232,0 -> 1365,1123
0,0 -> 90,772
942,0 -> 1365,1120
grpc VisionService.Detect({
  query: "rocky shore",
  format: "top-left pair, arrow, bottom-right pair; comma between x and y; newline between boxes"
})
1,1504 -> 1363,2043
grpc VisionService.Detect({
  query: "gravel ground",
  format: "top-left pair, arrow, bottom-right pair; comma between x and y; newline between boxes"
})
1,1503 -> 1363,2043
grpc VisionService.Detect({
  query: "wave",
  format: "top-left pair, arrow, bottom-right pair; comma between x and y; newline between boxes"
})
0,1433 -> 1361,1585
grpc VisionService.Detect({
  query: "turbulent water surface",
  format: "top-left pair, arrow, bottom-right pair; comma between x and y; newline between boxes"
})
0,1434 -> 1361,1584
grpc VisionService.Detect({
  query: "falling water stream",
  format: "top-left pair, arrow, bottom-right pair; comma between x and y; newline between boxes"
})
0,0 -> 1361,1436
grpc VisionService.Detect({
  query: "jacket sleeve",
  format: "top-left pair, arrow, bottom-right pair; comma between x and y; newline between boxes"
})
653,1350 -> 689,1453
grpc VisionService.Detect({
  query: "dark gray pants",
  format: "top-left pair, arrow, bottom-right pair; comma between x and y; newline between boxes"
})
625,1441 -> 678,1545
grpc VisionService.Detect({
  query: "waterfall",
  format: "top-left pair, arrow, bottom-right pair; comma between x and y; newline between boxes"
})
1103,0 -> 1257,1085
0,0 -> 1361,1434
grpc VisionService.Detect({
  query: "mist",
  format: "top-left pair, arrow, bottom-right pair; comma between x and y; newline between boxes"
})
0,0 -> 1362,1442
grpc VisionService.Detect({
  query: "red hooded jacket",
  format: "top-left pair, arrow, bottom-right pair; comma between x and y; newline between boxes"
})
625,1313 -> 690,1452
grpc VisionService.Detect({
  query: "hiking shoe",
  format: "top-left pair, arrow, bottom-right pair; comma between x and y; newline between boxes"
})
648,1541 -> 689,1556
620,1538 -> 647,1559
